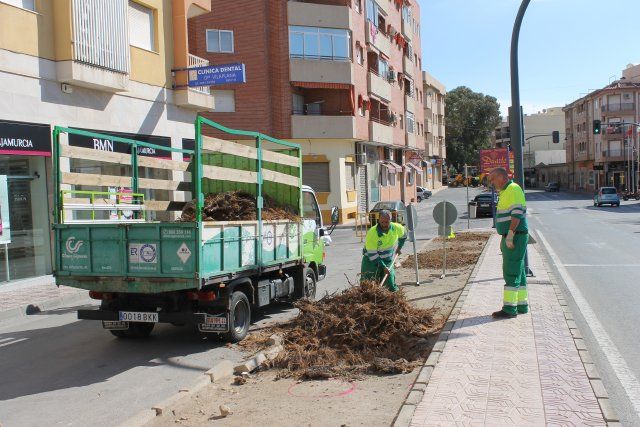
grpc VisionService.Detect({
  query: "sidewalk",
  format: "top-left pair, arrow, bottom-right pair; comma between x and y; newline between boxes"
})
0,275 -> 89,321
402,234 -> 615,426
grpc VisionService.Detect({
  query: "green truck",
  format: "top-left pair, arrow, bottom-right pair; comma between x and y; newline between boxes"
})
52,118 -> 334,342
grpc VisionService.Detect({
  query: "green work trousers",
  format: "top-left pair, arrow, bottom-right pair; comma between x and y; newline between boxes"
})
361,255 -> 397,292
501,233 -> 529,315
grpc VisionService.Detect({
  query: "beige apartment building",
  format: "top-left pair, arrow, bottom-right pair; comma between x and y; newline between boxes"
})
564,64 -> 640,193
423,71 -> 446,190
188,0 -> 427,223
0,0 -> 214,284
493,108 -> 565,188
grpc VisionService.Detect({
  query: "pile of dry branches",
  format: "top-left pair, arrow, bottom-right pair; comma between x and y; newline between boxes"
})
178,191 -> 299,222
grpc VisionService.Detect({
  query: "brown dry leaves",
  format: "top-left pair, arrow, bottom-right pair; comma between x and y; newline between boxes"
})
273,281 -> 441,380
402,232 -> 491,269
178,191 -> 300,222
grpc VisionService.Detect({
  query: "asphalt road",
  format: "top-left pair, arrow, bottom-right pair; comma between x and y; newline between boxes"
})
0,187 -> 491,426
526,189 -> 640,425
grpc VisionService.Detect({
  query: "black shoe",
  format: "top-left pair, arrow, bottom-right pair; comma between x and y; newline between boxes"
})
492,310 -> 517,319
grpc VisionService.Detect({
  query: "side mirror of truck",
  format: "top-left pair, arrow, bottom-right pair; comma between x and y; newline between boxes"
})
330,206 -> 339,225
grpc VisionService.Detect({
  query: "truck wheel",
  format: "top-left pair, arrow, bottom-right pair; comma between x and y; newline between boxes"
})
224,291 -> 251,343
304,268 -> 317,300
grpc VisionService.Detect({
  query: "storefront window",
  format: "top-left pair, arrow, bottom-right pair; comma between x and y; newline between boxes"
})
0,156 -> 52,281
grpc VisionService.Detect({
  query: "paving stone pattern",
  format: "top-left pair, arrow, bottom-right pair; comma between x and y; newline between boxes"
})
410,235 -> 605,426
0,277 -> 87,313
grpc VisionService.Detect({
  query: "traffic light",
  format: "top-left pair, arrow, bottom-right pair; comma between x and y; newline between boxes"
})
593,120 -> 601,135
552,131 -> 560,144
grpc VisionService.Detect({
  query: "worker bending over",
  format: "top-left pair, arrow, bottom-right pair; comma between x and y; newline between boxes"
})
361,210 -> 407,292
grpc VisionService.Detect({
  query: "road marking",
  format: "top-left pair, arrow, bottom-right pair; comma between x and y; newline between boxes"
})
537,230 -> 640,415
563,264 -> 640,267
0,337 -> 13,344
0,338 -> 27,348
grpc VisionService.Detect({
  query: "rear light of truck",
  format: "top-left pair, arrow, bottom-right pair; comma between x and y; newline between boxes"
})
186,291 -> 216,302
89,291 -> 112,300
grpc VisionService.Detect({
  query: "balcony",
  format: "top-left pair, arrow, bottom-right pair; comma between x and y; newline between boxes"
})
291,113 -> 356,139
602,103 -> 635,114
174,54 -> 215,111
401,18 -> 413,41
601,149 -> 624,161
405,94 -> 415,113
368,71 -> 391,101
406,131 -> 416,148
403,55 -> 414,77
288,1 -> 351,29
290,58 -> 354,85
365,22 -> 391,57
369,119 -> 394,145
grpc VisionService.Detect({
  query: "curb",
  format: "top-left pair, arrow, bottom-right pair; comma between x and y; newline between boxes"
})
0,291 -> 91,323
534,234 -> 621,425
121,344 -> 284,426
391,233 -> 493,427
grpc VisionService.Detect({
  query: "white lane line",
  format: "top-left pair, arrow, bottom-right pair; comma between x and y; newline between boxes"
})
0,337 -> 13,344
537,230 -> 640,415
0,338 -> 27,348
564,264 -> 640,267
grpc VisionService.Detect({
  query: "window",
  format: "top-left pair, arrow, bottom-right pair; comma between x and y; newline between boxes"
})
380,167 -> 388,186
389,170 -> 397,186
3,0 -> 34,10
302,191 -> 322,226
129,1 -> 155,51
292,93 -> 304,115
289,26 -> 351,61
402,5 -> 412,24
356,45 -> 364,65
406,111 -> 415,134
206,29 -> 234,53
366,0 -> 380,26
407,169 -> 414,185
400,114 -> 404,129
378,57 -> 389,79
302,162 -> 330,192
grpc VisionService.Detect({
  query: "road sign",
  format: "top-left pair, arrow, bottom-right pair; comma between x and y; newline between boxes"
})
433,201 -> 457,226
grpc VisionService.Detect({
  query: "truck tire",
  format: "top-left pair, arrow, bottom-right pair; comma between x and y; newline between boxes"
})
110,322 -> 154,339
304,268 -> 317,300
224,291 -> 251,343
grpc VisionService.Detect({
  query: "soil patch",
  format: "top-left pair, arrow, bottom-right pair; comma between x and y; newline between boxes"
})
178,191 -> 300,222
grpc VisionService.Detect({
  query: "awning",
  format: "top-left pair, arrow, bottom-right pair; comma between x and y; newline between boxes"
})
382,161 -> 402,173
405,163 -> 423,174
291,82 -> 352,90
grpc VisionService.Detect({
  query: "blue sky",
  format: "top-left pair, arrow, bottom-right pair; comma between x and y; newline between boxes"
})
420,0 -> 640,116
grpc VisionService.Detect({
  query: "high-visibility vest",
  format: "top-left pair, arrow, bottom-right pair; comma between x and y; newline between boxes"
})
496,180 -> 528,235
363,222 -> 406,263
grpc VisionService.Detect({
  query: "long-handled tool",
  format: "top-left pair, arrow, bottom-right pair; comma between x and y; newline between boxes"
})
379,252 -> 400,287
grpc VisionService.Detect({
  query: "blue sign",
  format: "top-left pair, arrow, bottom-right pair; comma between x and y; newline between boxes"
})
188,63 -> 246,87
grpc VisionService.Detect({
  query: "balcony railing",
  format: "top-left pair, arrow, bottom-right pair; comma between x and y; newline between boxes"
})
602,103 -> 635,113
292,109 -> 353,116
188,54 -> 211,95
602,149 -> 625,158
72,0 -> 129,74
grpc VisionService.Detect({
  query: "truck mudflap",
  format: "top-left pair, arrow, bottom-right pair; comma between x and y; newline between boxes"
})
78,309 -> 229,333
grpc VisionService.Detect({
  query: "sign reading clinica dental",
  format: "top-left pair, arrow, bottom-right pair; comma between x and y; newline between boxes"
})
188,63 -> 246,87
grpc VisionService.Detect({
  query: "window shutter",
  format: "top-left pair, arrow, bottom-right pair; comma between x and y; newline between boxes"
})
302,163 -> 330,192
129,1 -> 154,51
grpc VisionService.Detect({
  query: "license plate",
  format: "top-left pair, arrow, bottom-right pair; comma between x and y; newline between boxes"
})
102,320 -> 129,330
118,311 -> 158,323
198,314 -> 228,332
480,203 -> 490,207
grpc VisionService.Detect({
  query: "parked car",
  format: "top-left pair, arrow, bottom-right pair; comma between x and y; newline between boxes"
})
470,192 -> 498,217
545,182 -> 559,192
369,201 -> 407,226
416,186 -> 432,202
593,187 -> 620,207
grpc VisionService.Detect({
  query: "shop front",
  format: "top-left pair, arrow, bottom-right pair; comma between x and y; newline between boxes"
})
0,119 -> 53,283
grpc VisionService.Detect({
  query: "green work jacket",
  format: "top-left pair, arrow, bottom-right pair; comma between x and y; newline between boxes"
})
496,180 -> 528,235
363,223 -> 407,268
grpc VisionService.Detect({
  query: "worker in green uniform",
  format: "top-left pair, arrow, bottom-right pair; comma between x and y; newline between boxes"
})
489,167 -> 529,319
360,210 -> 407,292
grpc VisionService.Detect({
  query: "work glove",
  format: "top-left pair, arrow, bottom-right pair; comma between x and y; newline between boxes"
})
505,230 -> 515,250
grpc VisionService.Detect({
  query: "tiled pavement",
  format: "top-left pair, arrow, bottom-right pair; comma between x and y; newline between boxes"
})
0,275 -> 88,320
409,234 -> 608,426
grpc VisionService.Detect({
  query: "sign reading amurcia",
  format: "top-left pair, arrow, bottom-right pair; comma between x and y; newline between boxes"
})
188,63 -> 247,87
0,120 -> 51,156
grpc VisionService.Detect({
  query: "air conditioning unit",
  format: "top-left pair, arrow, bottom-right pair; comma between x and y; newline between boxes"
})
388,70 -> 397,82
356,153 -> 367,165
